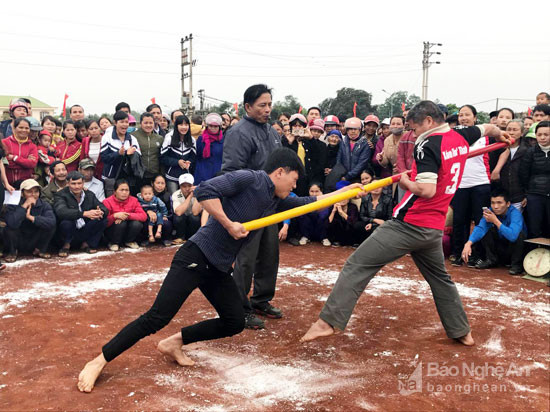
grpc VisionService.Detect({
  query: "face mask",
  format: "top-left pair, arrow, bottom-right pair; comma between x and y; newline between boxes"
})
390,127 -> 404,135
127,126 -> 136,133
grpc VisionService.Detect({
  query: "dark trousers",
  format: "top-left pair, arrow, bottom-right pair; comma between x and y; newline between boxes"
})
58,218 -> 106,248
101,241 -> 244,362
525,194 -> 550,238
353,221 -> 377,244
298,212 -> 328,241
451,184 -> 491,257
105,220 -> 143,245
327,216 -> 356,246
481,227 -> 525,268
232,224 -> 279,314
173,214 -> 201,240
3,223 -> 55,255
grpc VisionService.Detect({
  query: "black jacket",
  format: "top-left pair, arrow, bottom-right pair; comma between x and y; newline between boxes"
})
5,198 -> 56,230
53,186 -> 108,221
358,193 -> 393,226
519,145 -> 550,196
500,145 -> 527,203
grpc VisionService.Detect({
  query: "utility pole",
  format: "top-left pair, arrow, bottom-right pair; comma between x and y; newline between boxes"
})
421,42 -> 442,100
180,34 -> 196,115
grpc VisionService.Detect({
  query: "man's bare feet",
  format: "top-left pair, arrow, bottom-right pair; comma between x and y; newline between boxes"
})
456,332 -> 475,346
300,318 -> 335,342
77,353 -> 108,393
157,333 -> 195,366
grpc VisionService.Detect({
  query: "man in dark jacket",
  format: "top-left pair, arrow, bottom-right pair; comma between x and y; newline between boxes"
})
3,179 -> 56,262
53,171 -> 108,256
221,84 -> 282,330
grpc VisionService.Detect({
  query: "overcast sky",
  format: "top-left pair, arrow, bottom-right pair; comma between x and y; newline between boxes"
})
1,0 -> 549,116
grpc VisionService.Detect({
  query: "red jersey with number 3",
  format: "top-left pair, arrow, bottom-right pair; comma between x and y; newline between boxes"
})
393,124 -> 482,230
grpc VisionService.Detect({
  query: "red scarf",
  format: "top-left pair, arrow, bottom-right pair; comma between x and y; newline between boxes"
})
201,129 -> 223,159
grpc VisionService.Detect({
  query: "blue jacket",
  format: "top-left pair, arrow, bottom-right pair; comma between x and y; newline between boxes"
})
194,134 -> 224,185
137,194 -> 168,217
336,136 -> 372,180
5,197 -> 56,230
160,131 -> 197,182
469,206 -> 527,243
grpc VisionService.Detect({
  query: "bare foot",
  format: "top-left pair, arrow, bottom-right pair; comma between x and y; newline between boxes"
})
157,333 -> 195,366
300,318 -> 335,342
456,332 -> 475,346
77,353 -> 107,393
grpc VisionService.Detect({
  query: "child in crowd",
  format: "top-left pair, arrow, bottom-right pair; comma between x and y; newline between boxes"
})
34,130 -> 57,186
55,120 -> 82,172
138,185 -> 169,243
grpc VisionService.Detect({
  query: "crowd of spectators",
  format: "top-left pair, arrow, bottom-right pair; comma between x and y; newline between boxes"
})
0,91 -> 549,276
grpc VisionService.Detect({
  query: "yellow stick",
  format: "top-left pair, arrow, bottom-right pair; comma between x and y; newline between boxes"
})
242,176 -> 398,231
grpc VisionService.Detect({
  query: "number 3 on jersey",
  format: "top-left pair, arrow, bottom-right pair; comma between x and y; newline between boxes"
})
445,162 -> 461,194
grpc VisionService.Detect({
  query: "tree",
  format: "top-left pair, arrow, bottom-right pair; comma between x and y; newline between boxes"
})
376,91 -> 421,120
446,103 -> 459,116
271,95 -> 302,121
319,87 -> 374,120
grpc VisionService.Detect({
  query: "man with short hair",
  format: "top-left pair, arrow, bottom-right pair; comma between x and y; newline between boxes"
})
307,106 -> 322,123
222,84 -> 283,330
302,100 -> 512,346
171,173 -> 203,244
461,189 -> 526,275
115,102 -> 131,114
532,104 -> 550,122
79,158 -> 105,202
536,92 -> 550,105
146,103 -> 166,137
131,112 -> 163,187
69,105 -> 85,121
53,171 -> 108,256
221,113 -> 231,132
42,161 -> 68,204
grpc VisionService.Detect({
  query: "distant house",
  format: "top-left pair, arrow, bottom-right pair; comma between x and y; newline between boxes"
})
0,95 -> 57,121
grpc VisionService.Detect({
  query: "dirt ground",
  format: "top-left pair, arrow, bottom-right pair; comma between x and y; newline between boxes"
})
0,243 -> 548,411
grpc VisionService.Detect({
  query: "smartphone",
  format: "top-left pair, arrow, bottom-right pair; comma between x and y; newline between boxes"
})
293,128 -> 304,137
482,207 -> 490,212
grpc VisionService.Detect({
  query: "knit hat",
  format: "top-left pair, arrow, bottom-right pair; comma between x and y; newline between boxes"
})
205,113 -> 223,126
335,180 -> 350,190
326,130 -> 343,139
310,118 -> 325,132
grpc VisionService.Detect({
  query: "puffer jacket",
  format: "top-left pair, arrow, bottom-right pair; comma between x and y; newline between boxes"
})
336,136 -> 372,180
500,145 -> 527,203
519,145 -> 550,196
103,195 -> 147,227
3,135 -> 39,183
5,197 -> 56,230
221,116 -> 282,172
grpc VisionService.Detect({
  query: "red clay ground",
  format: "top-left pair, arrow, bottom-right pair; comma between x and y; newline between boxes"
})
0,243 -> 548,411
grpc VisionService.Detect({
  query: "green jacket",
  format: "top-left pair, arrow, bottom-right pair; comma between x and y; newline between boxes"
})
131,128 -> 163,177
42,180 -> 66,204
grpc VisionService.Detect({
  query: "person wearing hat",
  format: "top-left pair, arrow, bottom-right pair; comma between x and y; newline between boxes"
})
324,130 -> 342,177
24,116 -> 43,144
0,99 -> 29,139
3,117 -> 39,185
79,158 -> 105,202
363,115 -> 380,151
309,118 -> 326,141
131,112 -> 164,189
194,113 -> 224,185
171,173 -> 203,244
159,113 -> 170,135
3,179 -> 56,262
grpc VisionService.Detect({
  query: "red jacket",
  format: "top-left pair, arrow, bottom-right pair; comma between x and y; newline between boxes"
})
55,139 -> 82,172
103,195 -> 147,227
396,130 -> 417,173
4,135 -> 39,184
81,136 -> 104,179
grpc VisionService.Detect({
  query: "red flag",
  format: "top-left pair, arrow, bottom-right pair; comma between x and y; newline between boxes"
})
353,102 -> 357,117
151,97 -> 156,104
298,106 -> 302,114
401,102 -> 406,112
233,103 -> 239,114
62,93 -> 69,119
528,107 -> 533,116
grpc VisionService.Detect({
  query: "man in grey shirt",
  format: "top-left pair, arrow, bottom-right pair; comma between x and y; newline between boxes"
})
221,84 -> 282,329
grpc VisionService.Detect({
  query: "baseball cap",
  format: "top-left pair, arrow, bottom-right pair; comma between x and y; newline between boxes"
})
78,158 -> 96,169
178,173 -> 194,185
437,104 -> 449,115
20,178 -> 41,191
363,115 -> 380,126
381,118 -> 391,125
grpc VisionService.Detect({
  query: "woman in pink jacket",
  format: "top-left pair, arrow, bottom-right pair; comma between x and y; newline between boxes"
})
102,179 -> 147,251
4,118 -> 38,184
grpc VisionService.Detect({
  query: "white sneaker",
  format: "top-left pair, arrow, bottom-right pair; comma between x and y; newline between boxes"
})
108,243 -> 119,252
125,242 -> 139,249
299,236 -> 310,245
322,238 -> 331,247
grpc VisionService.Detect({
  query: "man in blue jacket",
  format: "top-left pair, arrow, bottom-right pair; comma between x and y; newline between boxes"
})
461,188 -> 527,275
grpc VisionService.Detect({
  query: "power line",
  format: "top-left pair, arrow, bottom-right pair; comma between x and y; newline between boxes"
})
194,68 -> 422,78
0,60 -> 178,75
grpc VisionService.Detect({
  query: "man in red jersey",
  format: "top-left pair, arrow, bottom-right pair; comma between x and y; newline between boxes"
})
301,101 -> 511,346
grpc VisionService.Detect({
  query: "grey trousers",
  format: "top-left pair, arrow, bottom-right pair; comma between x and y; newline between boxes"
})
232,224 -> 279,314
320,219 -> 470,339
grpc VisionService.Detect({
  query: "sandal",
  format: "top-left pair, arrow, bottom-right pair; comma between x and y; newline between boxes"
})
155,231 -> 162,239
148,235 -> 155,243
58,248 -> 70,258
33,250 -> 51,259
85,247 -> 97,254
4,254 -> 17,263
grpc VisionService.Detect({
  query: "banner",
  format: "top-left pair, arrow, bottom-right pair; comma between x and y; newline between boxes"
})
151,97 -> 156,104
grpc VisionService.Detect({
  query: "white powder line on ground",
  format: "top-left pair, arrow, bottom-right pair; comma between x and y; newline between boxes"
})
0,271 -> 167,314
278,266 -> 550,324
481,326 -> 505,356
155,347 -> 358,409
